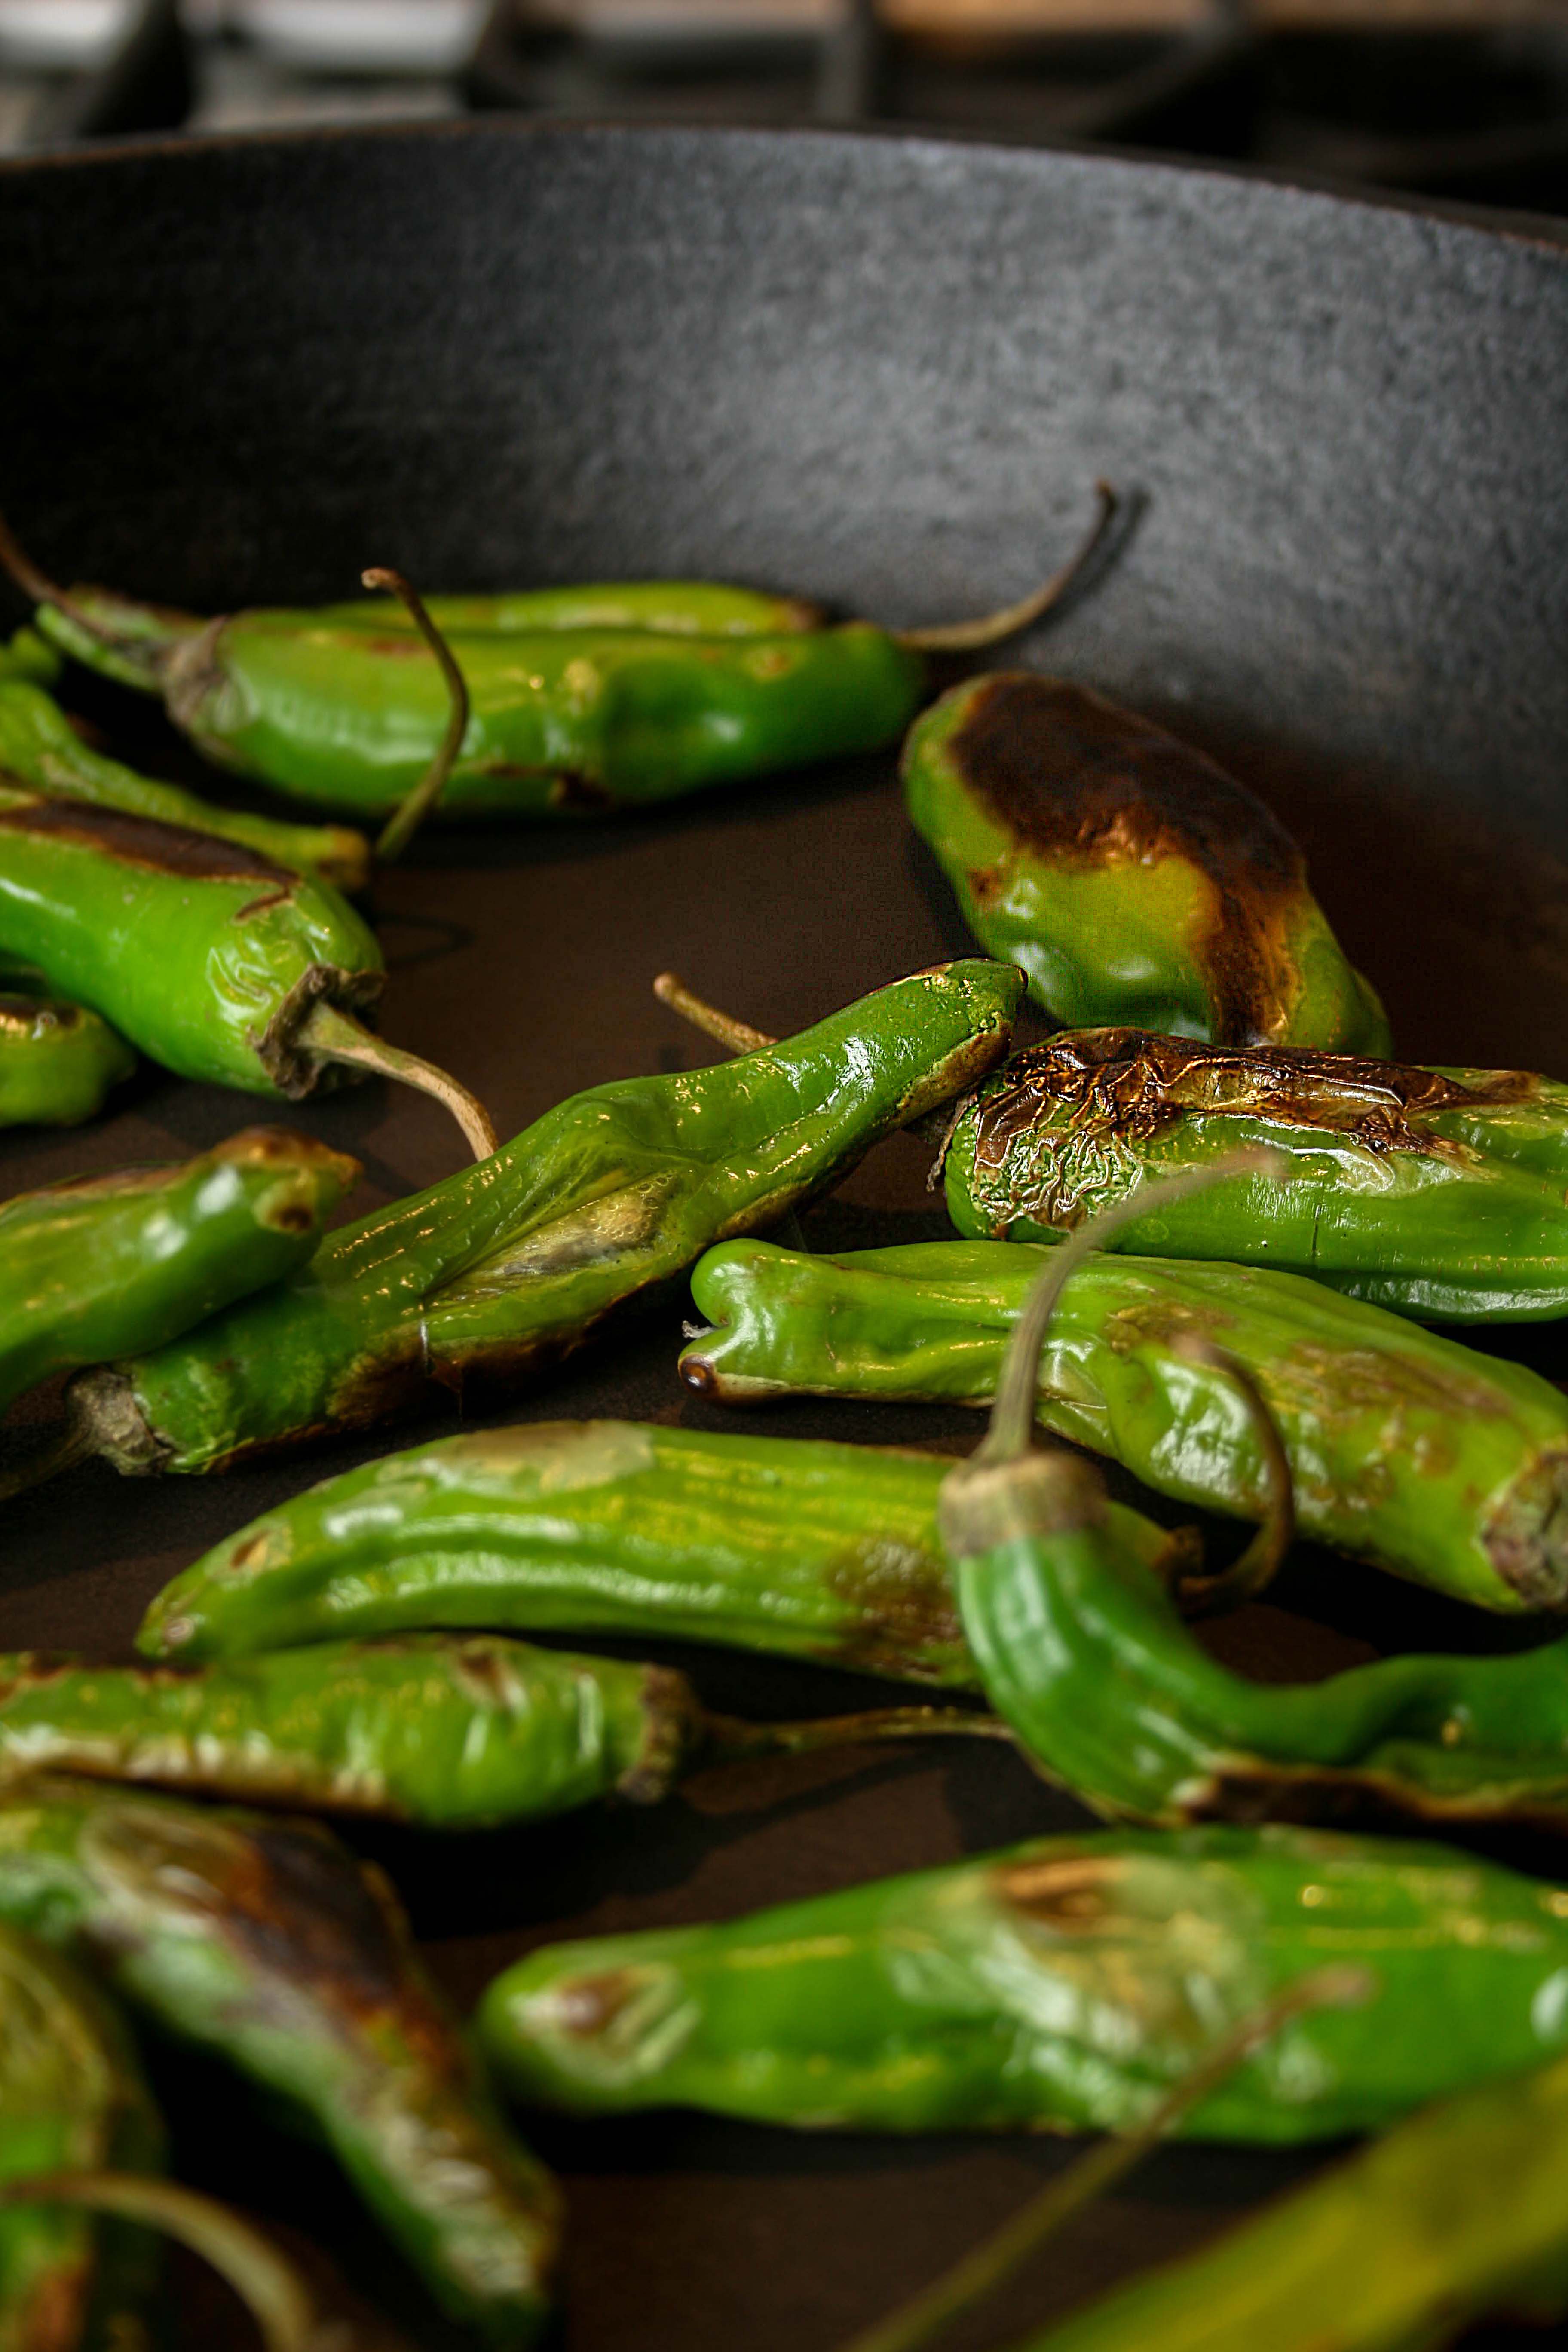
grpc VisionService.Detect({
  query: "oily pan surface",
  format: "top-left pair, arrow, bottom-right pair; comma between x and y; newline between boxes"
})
0,119 -> 1566,2349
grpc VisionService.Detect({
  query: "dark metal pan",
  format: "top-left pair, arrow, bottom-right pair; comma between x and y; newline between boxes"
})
0,119 -> 1566,2350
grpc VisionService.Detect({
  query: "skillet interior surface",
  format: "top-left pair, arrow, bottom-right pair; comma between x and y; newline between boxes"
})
0,117 -> 1566,2349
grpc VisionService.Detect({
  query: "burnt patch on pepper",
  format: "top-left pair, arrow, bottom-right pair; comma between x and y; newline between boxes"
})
821,1545 -> 969,1684
996,1854 -> 1119,1925
0,793 -> 300,888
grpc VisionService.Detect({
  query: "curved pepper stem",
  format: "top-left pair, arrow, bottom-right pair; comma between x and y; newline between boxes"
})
295,997 -> 498,1162
836,1962 -> 1375,2352
699,1702 -> 1013,1766
365,567 -> 472,864
1167,1334 -> 1297,1616
0,510 -> 169,689
895,483 -> 1118,655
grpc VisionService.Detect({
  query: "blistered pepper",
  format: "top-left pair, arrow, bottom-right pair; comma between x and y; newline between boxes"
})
943,1027 -> 1568,1320
0,1128 -> 357,1419
0,781 -> 495,1155
903,673 -> 1390,1052
1,498 -> 1112,821
478,1821 -> 1568,2144
0,1923 -> 164,2352
0,1634 -> 995,1829
54,963 -> 1020,1480
0,634 -> 368,886
0,989 -> 135,1127
679,1235 -> 1568,1613
0,1776 -> 561,2345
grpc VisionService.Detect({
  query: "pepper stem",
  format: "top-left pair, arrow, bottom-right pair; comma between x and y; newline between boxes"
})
0,509 -> 163,681
366,568 -> 472,864
653,971 -> 775,1056
896,482 -> 1118,654
1169,1335 -> 1296,1615
974,1151 -> 1287,1471
834,1963 -> 1375,2352
0,2172 -> 325,2352
699,1703 -> 1012,1766
296,998 -> 498,1161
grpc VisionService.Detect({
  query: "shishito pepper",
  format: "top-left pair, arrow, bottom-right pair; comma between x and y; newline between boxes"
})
0,1776 -> 561,2345
57,962 -> 1020,1479
903,672 -> 1390,1053
1008,2046 -> 1568,2352
0,637 -> 368,887
0,497 -> 1112,821
0,1923 -> 164,2352
135,1418 -> 1185,1676
0,780 -> 495,1155
0,1634 -> 998,1830
0,990 -> 135,1127
944,1026 -> 1568,1321
0,1128 -> 358,1418
478,1822 -> 1568,2144
678,1235 -> 1568,1613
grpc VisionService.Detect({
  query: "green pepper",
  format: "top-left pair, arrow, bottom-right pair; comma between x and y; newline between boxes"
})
58,962 -> 1020,1480
944,1026 -> 1568,1321
0,1777 -> 560,2345
1,496 -> 1112,821
903,673 -> 1390,1053
0,1127 -> 357,1419
478,1821 -> 1568,2144
0,653 -> 368,887
1008,2046 -> 1568,2352
0,991 -> 135,1127
0,1634 -> 995,1829
679,1235 -> 1568,1613
135,1416 -> 1184,1675
0,1923 -> 164,2352
0,781 -> 495,1155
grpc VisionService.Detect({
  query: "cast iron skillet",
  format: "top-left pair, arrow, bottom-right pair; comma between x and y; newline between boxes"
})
1,119 -> 1566,2350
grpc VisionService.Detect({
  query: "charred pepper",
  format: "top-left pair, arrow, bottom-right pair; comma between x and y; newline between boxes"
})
903,673 -> 1389,1053
0,1128 -> 357,1418
679,1235 -> 1568,1613
478,1821 -> 1568,2144
0,1634 -> 997,1829
57,962 -> 1020,1479
0,497 -> 1112,822
0,1777 -> 561,2345
944,1027 -> 1568,1321
0,990 -> 135,1127
0,1923 -> 164,2352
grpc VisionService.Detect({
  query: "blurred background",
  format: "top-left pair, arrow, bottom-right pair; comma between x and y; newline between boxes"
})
6,0 -> 1568,213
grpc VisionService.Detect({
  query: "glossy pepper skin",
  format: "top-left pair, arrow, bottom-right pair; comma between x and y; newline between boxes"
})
479,1823 -> 1568,2144
0,1777 -> 561,2346
312,580 -> 822,638
0,1924 -> 164,2352
0,646 -> 368,887
135,1417 -> 1182,1676
679,1237 -> 1568,1613
0,782 -> 385,1098
0,1128 -> 358,1417
0,992 -> 135,1127
1012,2049 -> 1568,2352
67,962 -> 1022,1477
903,674 -> 1389,1052
945,1027 -> 1568,1320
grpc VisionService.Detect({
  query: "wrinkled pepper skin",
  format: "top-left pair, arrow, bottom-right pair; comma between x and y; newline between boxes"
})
0,783 -> 385,1098
945,1028 -> 1568,1321
0,1778 -> 561,2345
0,1925 -> 164,2352
0,667 -> 367,887
1014,2049 -> 1568,2352
41,596 -> 925,820
313,581 -> 821,638
479,1824 -> 1568,2144
135,1418 -> 1180,1677
903,675 -> 1389,1052
0,1635 -> 708,1829
0,993 -> 135,1128
0,1129 -> 358,1417
680,1238 -> 1568,1613
68,963 -> 1021,1477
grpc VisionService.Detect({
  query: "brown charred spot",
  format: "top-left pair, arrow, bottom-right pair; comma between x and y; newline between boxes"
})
229,1534 -> 272,1571
972,1029 -> 1526,1169
450,1641 -> 522,1711
0,994 -> 79,1035
554,1970 -> 639,2038
266,1201 -> 315,1234
0,795 -> 299,888
995,1854 -> 1120,1925
821,1549 -> 968,1684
